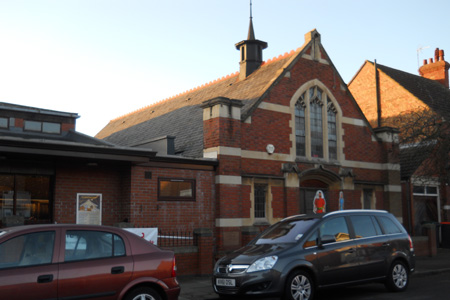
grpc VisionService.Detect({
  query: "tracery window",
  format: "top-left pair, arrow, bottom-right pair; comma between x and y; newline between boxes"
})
295,85 -> 339,160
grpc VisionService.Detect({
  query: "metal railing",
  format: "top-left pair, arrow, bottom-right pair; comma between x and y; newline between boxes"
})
158,230 -> 197,247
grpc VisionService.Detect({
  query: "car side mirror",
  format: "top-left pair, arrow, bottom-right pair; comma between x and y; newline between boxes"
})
319,235 -> 336,247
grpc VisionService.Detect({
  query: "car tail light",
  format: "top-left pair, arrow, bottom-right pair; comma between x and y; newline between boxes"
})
408,235 -> 414,252
171,257 -> 177,277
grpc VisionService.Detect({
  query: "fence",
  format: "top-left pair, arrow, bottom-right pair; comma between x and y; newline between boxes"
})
158,230 -> 197,247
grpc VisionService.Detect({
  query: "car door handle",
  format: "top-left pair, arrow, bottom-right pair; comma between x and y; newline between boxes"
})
37,274 -> 53,283
382,242 -> 390,247
111,266 -> 125,274
347,248 -> 356,253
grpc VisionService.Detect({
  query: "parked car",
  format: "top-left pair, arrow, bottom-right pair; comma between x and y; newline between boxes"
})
213,210 -> 415,300
0,224 -> 180,300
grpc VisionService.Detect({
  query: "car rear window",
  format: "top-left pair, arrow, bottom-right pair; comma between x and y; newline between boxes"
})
65,230 -> 126,262
253,218 -> 318,244
378,216 -> 402,234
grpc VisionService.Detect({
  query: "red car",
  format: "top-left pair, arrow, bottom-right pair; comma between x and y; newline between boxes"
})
0,224 -> 180,300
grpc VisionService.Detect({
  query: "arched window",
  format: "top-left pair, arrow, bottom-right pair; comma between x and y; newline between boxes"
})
294,85 -> 339,161
295,93 -> 306,157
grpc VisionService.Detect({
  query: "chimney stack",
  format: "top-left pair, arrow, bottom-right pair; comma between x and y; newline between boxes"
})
419,48 -> 450,88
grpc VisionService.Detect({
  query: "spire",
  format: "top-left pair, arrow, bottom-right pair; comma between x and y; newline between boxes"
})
235,0 -> 268,80
247,0 -> 255,40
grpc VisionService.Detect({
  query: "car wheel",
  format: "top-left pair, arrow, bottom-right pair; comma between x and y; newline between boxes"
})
125,287 -> 162,300
385,260 -> 409,292
284,270 -> 315,300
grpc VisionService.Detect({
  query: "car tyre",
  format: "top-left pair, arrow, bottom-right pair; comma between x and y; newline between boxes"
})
385,260 -> 409,292
284,270 -> 315,300
125,287 -> 162,300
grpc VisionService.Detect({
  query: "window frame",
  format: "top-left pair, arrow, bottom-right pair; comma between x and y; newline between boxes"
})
157,178 -> 196,201
23,120 -> 61,134
293,83 -> 340,161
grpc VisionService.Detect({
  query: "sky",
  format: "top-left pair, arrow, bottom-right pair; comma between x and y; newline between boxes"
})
1,0 -> 449,137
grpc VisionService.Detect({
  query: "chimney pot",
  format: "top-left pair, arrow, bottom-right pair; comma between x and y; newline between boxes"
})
423,59 -> 428,65
435,48 -> 440,62
439,49 -> 445,61
429,58 -> 434,64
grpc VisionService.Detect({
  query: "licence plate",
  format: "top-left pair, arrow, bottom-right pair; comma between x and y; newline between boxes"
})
216,278 -> 236,287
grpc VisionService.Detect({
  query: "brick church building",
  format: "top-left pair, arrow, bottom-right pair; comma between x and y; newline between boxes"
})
97,21 -> 402,254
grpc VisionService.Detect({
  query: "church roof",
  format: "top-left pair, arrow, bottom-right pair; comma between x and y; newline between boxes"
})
96,33 -> 313,157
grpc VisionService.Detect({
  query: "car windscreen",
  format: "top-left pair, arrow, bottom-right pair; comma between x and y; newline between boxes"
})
253,218 -> 319,244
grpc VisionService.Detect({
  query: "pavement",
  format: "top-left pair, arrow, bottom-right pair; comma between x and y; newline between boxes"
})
177,248 -> 450,300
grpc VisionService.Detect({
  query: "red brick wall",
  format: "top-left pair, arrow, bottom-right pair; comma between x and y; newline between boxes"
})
127,166 -> 215,232
54,164 -> 127,225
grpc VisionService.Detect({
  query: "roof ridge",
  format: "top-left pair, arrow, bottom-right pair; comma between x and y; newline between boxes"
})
111,71 -> 239,121
110,48 -> 299,122
262,48 -> 298,66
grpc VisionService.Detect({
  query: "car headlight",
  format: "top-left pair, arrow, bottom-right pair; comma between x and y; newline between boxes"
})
246,256 -> 278,273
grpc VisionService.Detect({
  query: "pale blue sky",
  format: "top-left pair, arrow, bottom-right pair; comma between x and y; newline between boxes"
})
1,0 -> 449,136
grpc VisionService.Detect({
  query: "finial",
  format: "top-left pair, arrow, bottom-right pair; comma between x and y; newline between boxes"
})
250,0 -> 253,20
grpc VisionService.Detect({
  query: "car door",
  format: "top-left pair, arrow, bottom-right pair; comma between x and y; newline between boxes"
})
315,216 -> 360,286
0,230 -> 59,300
58,229 -> 133,300
349,215 -> 389,279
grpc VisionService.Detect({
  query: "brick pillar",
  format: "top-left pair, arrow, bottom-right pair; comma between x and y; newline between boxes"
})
194,228 -> 214,275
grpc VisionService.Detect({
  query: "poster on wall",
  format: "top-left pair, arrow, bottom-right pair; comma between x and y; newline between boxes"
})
76,193 -> 102,225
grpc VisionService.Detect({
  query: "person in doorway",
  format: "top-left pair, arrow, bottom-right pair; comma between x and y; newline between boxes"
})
313,190 -> 326,213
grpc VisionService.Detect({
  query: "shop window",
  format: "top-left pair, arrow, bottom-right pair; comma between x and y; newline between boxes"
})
0,174 -> 52,225
158,178 -> 195,201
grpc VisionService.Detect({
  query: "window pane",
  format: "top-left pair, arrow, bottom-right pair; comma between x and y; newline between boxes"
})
24,120 -> 42,132
327,108 -> 337,160
254,184 -> 266,218
0,231 -> 55,268
378,216 -> 402,234
0,117 -> 8,128
0,175 -> 14,221
42,122 -> 61,134
310,102 -> 323,158
159,179 -> 195,200
114,235 -> 126,256
295,99 -> 306,157
320,217 -> 350,242
363,189 -> 373,209
413,186 -> 425,194
351,216 -> 379,238
426,186 -> 437,195
15,175 -> 51,223
65,231 -> 114,261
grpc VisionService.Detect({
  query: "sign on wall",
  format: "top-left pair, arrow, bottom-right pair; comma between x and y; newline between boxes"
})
76,193 -> 102,225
